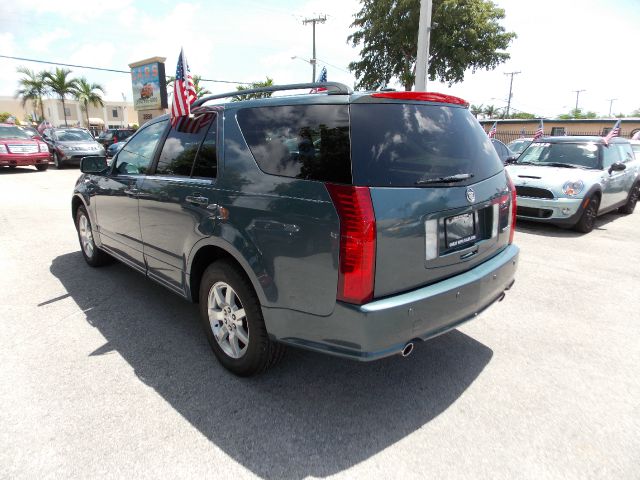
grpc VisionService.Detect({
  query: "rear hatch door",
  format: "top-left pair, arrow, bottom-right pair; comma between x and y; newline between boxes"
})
350,100 -> 512,297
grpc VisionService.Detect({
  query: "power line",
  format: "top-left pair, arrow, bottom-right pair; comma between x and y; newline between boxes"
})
302,15 -> 327,82
0,54 -> 251,85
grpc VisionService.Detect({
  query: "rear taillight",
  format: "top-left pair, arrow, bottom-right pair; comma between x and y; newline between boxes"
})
506,171 -> 517,244
326,184 -> 376,304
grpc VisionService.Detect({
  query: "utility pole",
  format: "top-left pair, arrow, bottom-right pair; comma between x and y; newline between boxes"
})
503,71 -> 521,118
607,98 -> 617,117
573,89 -> 586,112
303,15 -> 327,82
414,0 -> 433,91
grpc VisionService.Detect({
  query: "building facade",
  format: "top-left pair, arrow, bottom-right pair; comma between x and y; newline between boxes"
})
479,118 -> 640,144
0,96 -> 137,132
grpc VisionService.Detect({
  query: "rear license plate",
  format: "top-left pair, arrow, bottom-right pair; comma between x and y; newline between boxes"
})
445,213 -> 477,248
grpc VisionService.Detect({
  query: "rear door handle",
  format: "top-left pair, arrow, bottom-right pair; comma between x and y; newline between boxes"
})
185,195 -> 209,206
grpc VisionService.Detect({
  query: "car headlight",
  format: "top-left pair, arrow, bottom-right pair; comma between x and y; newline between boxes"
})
0,144 -> 7,154
562,180 -> 584,196
38,142 -> 48,153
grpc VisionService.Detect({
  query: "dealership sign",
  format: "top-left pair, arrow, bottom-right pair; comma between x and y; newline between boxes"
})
129,59 -> 168,111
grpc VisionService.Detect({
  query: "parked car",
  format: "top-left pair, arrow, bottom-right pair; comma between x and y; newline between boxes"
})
0,123 -> 50,171
506,136 -> 639,233
97,128 -> 135,149
18,125 -> 43,141
491,138 -> 516,163
507,137 -> 533,157
43,128 -> 105,169
106,141 -> 126,158
72,84 -> 519,376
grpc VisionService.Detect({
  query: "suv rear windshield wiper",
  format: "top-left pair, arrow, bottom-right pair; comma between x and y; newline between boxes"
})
415,173 -> 474,185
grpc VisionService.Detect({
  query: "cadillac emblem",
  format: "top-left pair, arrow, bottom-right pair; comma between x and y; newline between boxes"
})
466,187 -> 475,203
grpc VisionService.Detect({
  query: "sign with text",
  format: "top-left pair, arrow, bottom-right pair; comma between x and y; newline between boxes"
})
130,61 -> 168,111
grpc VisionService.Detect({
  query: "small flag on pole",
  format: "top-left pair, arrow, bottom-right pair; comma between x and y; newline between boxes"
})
532,119 -> 544,141
171,48 -> 197,127
603,119 -> 621,145
310,66 -> 328,93
487,121 -> 497,138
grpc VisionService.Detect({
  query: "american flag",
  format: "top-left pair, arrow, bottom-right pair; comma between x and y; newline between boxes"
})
532,119 -> 544,141
174,108 -> 218,134
310,66 -> 327,93
603,119 -> 621,145
171,48 -> 197,127
487,121 -> 497,138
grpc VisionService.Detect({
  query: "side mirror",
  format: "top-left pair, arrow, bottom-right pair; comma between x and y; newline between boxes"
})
80,155 -> 108,174
608,161 -> 626,174
505,156 -> 518,165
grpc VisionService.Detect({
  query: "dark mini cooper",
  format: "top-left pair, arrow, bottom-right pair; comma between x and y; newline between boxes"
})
72,83 -> 519,376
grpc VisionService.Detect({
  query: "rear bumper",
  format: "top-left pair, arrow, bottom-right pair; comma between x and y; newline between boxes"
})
0,153 -> 50,166
262,244 -> 519,360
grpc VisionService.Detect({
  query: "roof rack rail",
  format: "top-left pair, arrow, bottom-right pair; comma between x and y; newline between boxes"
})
192,82 -> 353,107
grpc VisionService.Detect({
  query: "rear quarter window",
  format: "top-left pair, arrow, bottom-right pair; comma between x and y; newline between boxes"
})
236,104 -> 352,184
350,103 -> 503,187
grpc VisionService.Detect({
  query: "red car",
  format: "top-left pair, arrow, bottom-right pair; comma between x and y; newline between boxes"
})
0,123 -> 51,171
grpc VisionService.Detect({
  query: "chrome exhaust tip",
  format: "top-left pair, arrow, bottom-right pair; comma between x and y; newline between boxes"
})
401,342 -> 414,357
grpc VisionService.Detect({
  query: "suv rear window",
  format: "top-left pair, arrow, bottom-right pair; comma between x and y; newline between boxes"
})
350,104 -> 503,187
237,105 -> 351,184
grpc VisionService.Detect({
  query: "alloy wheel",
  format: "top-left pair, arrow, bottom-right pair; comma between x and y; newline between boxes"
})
207,281 -> 249,359
78,214 -> 95,258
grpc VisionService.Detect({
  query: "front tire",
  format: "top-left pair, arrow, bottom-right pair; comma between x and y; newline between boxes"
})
35,164 -> 48,171
75,206 -> 111,267
573,196 -> 599,233
199,260 -> 285,376
53,152 -> 64,169
619,183 -> 639,214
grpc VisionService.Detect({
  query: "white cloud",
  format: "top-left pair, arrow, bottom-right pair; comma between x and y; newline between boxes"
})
27,28 -> 71,53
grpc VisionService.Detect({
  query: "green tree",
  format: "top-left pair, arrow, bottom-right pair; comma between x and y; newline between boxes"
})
348,0 -> 516,90
483,104 -> 501,119
508,112 -> 536,119
15,67 -> 49,122
43,68 -> 79,127
470,104 -> 484,118
166,75 -> 211,99
0,112 -> 19,123
557,108 -> 597,120
74,78 -> 105,128
232,77 -> 274,102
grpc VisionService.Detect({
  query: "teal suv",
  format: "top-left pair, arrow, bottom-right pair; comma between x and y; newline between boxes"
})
72,83 -> 519,376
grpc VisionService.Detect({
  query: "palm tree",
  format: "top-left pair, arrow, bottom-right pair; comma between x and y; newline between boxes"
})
166,74 -> 211,99
193,75 -> 211,99
483,104 -> 501,119
15,67 -> 49,122
74,78 -> 105,128
470,104 -> 484,119
43,68 -> 79,126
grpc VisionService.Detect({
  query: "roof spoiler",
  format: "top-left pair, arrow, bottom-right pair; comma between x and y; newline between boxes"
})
192,82 -> 353,107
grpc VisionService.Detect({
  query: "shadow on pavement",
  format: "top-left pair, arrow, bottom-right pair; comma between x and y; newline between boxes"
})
517,211 -> 626,238
49,251 -> 493,479
0,167 -> 42,174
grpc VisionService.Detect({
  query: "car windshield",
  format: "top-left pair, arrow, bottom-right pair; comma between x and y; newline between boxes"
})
55,130 -> 94,142
0,125 -> 31,140
517,142 -> 599,169
508,139 -> 531,155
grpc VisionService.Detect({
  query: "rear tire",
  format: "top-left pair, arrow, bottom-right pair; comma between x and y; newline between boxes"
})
619,183 -> 639,214
198,260 -> 285,376
573,196 -> 599,233
53,152 -> 64,169
8,165 -> 16,169
35,164 -> 48,171
75,206 -> 112,267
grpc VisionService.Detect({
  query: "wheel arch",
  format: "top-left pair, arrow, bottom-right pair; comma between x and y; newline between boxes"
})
71,194 -> 87,223
186,240 -> 270,305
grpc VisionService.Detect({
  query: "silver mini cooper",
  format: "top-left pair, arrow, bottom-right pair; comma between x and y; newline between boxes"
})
505,136 -> 639,232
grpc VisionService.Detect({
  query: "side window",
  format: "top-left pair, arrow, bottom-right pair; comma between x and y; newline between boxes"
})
192,117 -> 217,178
156,112 -> 216,177
550,127 -> 565,136
602,144 -> 621,169
115,120 -> 167,175
237,104 -> 351,184
615,144 -> 633,163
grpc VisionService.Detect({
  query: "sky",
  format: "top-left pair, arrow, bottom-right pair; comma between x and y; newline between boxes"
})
1,0 -> 638,118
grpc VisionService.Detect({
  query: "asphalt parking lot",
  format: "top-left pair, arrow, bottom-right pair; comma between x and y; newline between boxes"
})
1,167 -> 639,479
